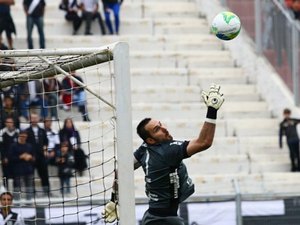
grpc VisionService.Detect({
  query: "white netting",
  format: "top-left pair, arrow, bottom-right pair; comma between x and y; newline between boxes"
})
0,44 -> 133,224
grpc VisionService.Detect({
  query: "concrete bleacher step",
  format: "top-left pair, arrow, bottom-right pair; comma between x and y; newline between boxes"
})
14,34 -> 222,51
11,2 -> 199,20
129,102 -> 269,120
133,173 -> 300,197
36,172 -> 300,199
226,118 -> 279,136
239,136 -> 283,153
142,2 -> 199,18
80,135 -> 286,155
82,101 -> 271,122
13,17 -> 209,36
14,18 -> 154,36
87,153 -> 290,178
128,50 -> 234,68
85,84 -> 260,103
129,68 -> 246,86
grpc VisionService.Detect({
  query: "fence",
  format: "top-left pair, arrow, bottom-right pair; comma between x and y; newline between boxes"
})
221,0 -> 300,105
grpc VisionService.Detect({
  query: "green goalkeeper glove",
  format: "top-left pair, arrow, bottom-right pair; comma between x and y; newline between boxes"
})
201,84 -> 225,110
102,201 -> 119,223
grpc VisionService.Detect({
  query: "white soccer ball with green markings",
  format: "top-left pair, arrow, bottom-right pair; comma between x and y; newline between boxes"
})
211,11 -> 241,41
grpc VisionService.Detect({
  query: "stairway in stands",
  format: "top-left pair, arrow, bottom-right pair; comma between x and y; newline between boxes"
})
11,0 -> 300,198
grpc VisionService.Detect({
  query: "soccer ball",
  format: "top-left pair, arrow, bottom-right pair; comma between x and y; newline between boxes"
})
211,11 -> 241,41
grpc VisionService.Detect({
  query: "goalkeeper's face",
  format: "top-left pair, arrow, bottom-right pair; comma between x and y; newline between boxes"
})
144,119 -> 173,144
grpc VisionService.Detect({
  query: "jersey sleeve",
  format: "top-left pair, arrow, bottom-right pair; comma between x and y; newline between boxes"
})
133,147 -> 143,163
165,140 -> 189,166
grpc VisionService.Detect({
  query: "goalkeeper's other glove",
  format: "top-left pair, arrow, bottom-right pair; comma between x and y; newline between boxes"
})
201,84 -> 225,111
102,201 -> 119,223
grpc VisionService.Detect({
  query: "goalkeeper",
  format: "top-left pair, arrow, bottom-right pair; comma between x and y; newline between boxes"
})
102,84 -> 224,224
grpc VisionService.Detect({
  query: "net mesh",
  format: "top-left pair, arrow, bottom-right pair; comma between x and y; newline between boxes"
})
0,48 -> 119,224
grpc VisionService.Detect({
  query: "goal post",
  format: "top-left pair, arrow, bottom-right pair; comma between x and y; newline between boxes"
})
113,43 -> 136,225
0,42 -> 136,224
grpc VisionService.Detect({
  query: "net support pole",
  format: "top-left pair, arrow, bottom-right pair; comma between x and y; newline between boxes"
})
292,24 -> 300,106
255,0 -> 262,54
233,178 -> 243,225
113,42 -> 136,224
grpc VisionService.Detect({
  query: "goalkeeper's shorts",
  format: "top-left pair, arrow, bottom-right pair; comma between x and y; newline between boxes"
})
141,209 -> 184,225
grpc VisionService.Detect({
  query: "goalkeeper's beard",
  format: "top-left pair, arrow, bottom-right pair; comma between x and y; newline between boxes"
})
151,133 -> 173,143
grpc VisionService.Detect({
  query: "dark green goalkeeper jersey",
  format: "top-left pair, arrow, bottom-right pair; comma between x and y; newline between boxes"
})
134,140 -> 195,210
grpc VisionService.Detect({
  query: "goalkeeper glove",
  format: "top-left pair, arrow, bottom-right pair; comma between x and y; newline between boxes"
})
201,84 -> 225,111
102,201 -> 119,223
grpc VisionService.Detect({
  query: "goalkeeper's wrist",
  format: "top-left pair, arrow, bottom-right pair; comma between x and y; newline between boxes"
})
206,106 -> 217,120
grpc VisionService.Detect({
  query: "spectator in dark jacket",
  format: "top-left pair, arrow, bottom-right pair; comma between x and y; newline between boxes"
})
8,130 -> 35,200
0,96 -> 20,129
59,118 -> 87,175
279,108 -> 300,171
0,0 -> 16,49
0,117 -> 19,189
59,0 -> 82,35
26,112 -> 50,195
56,141 -> 74,196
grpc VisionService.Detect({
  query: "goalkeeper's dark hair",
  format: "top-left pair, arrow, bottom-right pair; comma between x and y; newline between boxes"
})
137,118 -> 152,141
283,108 -> 291,114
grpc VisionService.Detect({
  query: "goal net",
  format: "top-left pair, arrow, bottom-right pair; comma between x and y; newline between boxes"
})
0,42 -> 135,225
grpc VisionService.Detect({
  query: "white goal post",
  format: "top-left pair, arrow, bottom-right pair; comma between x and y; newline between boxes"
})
0,42 -> 135,224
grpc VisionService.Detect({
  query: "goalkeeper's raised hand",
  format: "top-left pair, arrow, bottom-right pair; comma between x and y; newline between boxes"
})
201,84 -> 225,111
102,200 -> 119,223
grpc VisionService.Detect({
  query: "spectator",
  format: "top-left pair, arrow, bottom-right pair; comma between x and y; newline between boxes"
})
0,0 -> 16,50
15,81 -> 49,121
8,130 -> 35,200
285,0 -> 294,9
43,78 -> 60,120
28,80 -> 48,120
285,0 -> 300,19
0,192 -> 24,224
26,112 -> 50,195
56,141 -> 74,196
60,75 -> 73,111
279,108 -> 300,172
0,96 -> 20,129
59,0 -> 82,35
102,0 -> 123,35
15,83 -> 30,121
60,71 -> 90,120
59,117 -> 81,150
0,117 -> 19,190
292,0 -> 300,19
72,72 -> 90,121
79,0 -> 106,35
44,117 -> 60,166
59,118 -> 87,176
23,0 -> 46,49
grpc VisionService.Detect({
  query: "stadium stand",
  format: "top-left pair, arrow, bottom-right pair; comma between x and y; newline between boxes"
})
7,0 -> 300,199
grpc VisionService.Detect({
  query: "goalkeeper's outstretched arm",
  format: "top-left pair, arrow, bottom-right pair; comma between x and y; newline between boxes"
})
186,84 -> 224,156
